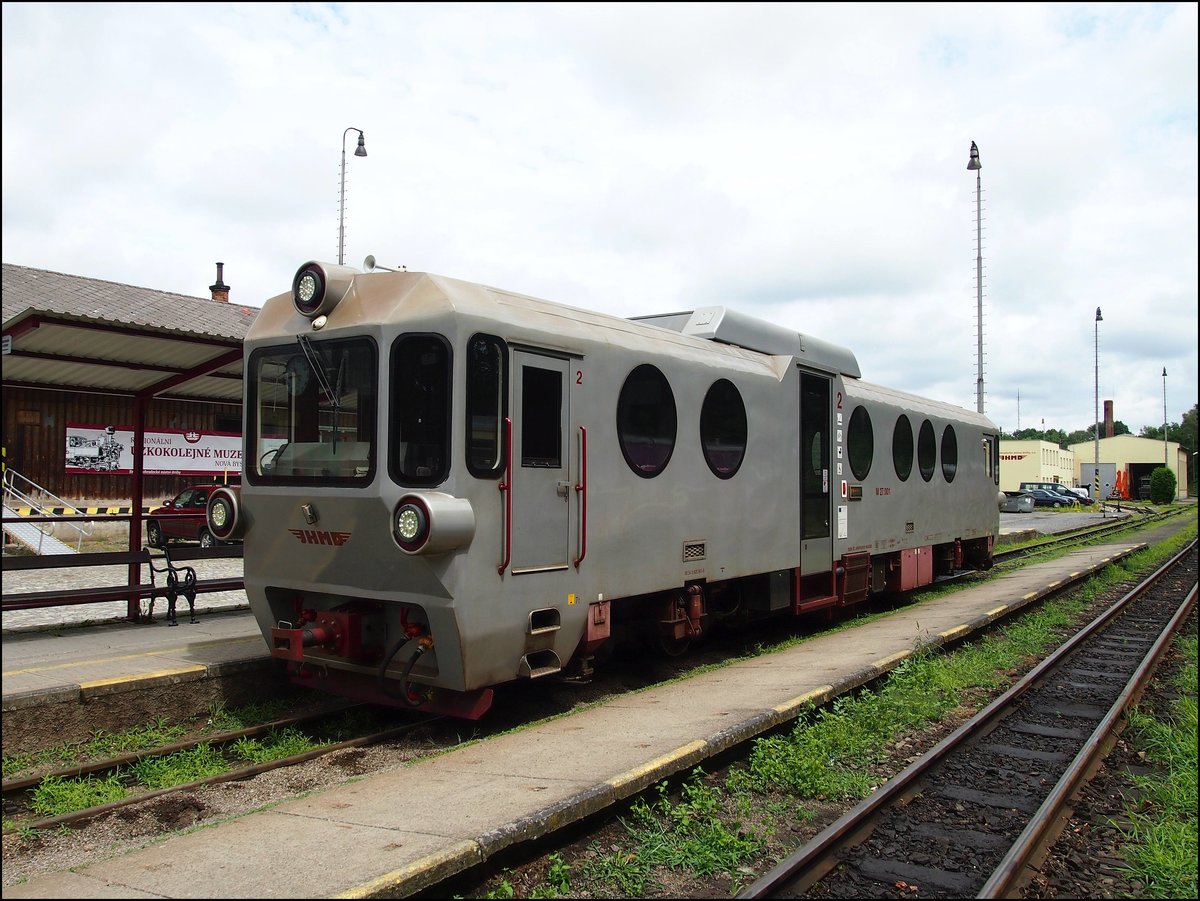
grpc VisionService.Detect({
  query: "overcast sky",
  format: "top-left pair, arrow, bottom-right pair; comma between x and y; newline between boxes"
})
3,2 -> 1196,437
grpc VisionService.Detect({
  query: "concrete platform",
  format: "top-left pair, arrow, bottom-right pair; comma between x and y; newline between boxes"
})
2,530 -> 1161,899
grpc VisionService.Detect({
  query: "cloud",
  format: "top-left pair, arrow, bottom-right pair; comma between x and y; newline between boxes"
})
3,1 -> 1196,435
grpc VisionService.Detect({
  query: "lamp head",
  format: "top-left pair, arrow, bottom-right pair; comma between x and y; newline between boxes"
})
967,141 -> 981,171
355,132 -> 367,157
1095,307 -> 1103,322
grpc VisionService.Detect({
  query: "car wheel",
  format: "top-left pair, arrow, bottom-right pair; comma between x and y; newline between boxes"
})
199,528 -> 217,549
1054,501 -> 1064,508
146,521 -> 163,548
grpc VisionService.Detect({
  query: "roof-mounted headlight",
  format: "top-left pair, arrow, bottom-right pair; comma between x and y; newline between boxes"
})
292,261 -> 358,319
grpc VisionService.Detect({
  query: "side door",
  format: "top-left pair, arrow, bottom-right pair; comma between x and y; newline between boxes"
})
799,370 -> 832,576
510,351 -> 571,573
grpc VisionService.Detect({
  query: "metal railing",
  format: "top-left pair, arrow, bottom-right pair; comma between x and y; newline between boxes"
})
2,468 -> 92,554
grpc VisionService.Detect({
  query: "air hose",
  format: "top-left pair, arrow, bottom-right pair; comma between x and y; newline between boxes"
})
378,634 -> 432,708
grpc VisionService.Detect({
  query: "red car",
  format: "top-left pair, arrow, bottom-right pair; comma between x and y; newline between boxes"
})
145,484 -> 239,548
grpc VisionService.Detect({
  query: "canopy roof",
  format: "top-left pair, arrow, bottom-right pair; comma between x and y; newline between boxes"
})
2,264 -> 256,403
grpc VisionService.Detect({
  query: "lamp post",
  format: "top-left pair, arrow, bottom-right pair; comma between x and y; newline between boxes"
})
338,127 -> 368,266
1094,307 -> 1103,507
1162,366 -> 1168,466
967,141 -> 984,414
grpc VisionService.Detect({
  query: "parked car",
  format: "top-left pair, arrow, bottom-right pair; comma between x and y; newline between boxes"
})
1019,481 -> 1091,504
146,484 -> 240,548
1026,488 -> 1079,509
1000,491 -> 1036,513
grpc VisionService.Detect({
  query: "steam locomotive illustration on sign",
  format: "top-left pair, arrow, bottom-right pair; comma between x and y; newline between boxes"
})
65,426 -> 125,472
207,259 -> 1002,718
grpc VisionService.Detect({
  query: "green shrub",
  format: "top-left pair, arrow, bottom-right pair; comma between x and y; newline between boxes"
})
1149,466 -> 1177,504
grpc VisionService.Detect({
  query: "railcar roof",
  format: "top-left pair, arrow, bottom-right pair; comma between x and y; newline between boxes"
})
847,378 -> 997,428
633,306 -> 861,378
254,268 -> 858,382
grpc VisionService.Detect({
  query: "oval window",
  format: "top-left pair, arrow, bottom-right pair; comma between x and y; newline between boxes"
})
893,414 -> 913,482
847,405 -> 873,481
941,425 -> 958,483
700,379 -> 747,479
918,419 -> 936,482
617,364 -> 676,478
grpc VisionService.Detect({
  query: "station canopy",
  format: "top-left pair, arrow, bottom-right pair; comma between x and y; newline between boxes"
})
2,263 -> 257,402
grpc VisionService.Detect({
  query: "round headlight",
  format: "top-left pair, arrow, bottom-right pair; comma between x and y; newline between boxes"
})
206,486 -> 245,541
296,272 -> 319,305
394,499 -> 429,552
291,261 -> 358,319
392,492 -> 476,555
292,265 -> 326,316
210,497 -> 230,529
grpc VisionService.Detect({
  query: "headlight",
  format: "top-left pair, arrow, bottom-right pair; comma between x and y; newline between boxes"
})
392,493 -> 475,555
292,261 -> 358,319
394,499 -> 430,552
207,486 -> 246,541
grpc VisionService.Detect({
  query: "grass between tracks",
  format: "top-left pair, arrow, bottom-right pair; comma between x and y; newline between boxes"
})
0,698 -> 369,830
469,522 -> 1197,899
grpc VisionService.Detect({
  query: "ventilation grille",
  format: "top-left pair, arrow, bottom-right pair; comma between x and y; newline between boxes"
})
683,541 -> 706,562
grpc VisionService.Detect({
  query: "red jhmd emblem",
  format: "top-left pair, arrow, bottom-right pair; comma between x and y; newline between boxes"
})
184,431 -> 201,443
289,529 -> 352,546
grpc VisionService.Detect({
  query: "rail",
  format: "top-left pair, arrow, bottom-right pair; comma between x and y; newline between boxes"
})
738,539 -> 1198,899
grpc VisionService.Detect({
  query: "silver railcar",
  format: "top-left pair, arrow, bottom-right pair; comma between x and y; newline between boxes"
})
207,261 -> 1002,718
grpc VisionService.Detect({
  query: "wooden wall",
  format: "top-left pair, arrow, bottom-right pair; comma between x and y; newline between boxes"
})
2,387 -> 242,503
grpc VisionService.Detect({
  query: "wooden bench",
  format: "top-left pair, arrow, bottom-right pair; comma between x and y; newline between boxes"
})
1,546 -> 244,624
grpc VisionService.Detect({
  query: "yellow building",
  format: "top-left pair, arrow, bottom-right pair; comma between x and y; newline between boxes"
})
998,440 -> 1077,492
1067,434 -> 1190,501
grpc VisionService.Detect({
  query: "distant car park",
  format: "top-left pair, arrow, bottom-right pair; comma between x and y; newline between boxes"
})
1019,481 -> 1091,504
1026,488 -> 1079,508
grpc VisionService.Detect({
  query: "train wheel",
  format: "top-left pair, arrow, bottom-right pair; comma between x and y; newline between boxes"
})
658,632 -> 692,657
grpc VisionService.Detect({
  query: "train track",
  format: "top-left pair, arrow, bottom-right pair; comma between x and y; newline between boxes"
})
2,703 -> 443,832
991,507 -> 1171,567
737,539 -> 1197,899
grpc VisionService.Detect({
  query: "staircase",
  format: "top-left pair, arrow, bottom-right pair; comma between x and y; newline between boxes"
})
2,469 -> 89,555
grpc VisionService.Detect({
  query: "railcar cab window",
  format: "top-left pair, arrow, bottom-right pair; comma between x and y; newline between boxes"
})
465,334 -> 508,477
941,425 -> 958,482
893,414 -> 914,481
248,337 -> 377,485
617,364 -> 676,477
700,379 -> 747,478
847,405 -> 873,480
390,335 -> 451,486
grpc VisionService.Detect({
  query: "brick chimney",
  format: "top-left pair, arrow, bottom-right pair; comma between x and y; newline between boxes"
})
209,262 -> 230,303
1104,399 -> 1114,438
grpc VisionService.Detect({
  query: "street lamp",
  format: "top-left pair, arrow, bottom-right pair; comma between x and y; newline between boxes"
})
967,141 -> 984,414
338,127 -> 368,266
1162,366 -> 1168,466
1094,307 -> 1103,505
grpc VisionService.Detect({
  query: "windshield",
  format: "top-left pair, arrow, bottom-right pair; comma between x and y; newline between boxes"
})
248,337 -> 377,484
